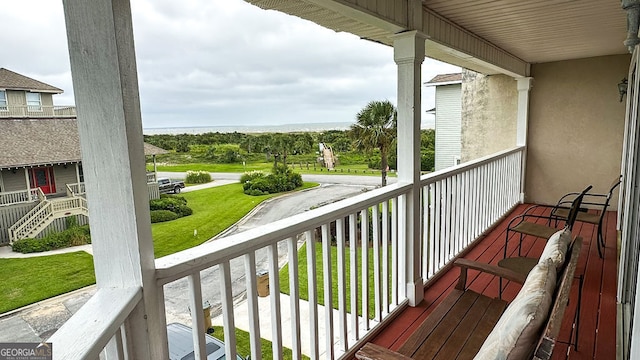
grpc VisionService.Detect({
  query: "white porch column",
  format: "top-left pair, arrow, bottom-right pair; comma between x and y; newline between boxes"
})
24,168 -> 30,192
393,30 -> 426,306
75,163 -> 81,185
61,0 -> 166,359
516,77 -> 533,203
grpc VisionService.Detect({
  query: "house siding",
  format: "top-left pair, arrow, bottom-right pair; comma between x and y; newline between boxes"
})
1,170 -> 27,192
434,84 -> 462,171
527,54 -> 629,206
52,164 -> 79,195
6,90 -> 26,106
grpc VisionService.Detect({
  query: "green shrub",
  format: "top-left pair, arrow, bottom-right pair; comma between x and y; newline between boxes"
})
150,197 -> 187,211
12,225 -> 91,254
185,170 -> 212,184
240,170 -> 265,184
150,195 -> 192,220
243,165 -> 303,196
65,215 -> 79,229
160,193 -> 188,203
150,210 -> 179,223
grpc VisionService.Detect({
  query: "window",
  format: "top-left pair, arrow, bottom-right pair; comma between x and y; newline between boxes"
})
78,164 -> 84,183
26,92 -> 41,111
0,91 -> 6,111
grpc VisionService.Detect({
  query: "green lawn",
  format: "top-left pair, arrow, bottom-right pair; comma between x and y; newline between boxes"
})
152,182 -> 318,258
0,183 -> 318,314
279,242 -> 384,318
0,252 -> 96,314
211,326 -> 309,360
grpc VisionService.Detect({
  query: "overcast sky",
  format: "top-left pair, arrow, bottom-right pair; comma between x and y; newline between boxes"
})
2,0 -> 459,130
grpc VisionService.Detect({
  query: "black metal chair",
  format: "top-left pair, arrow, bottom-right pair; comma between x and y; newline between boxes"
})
550,175 -> 622,258
498,185 -> 592,276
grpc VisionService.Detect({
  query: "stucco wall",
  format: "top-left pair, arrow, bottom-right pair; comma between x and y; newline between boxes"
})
460,70 -> 518,162
526,54 -> 630,206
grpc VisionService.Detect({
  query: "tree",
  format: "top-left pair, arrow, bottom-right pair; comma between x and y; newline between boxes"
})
350,100 -> 397,186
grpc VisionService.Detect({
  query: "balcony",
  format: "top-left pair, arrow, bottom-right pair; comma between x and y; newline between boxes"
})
0,105 -> 76,118
367,205 -> 617,360
51,147 -> 530,359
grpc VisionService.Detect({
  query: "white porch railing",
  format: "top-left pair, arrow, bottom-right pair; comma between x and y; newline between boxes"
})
9,196 -> 88,243
50,147 -> 524,360
0,105 -> 76,118
420,146 -> 523,281
66,182 -> 86,197
0,188 -> 44,207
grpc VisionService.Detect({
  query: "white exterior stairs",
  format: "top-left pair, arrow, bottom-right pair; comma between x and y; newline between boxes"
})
8,196 -> 88,244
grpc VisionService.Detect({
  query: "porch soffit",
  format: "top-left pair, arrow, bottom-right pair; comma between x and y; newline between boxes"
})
245,0 -> 628,76
425,0 -> 628,64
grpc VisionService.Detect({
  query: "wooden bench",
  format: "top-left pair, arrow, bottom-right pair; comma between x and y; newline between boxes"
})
356,237 -> 582,360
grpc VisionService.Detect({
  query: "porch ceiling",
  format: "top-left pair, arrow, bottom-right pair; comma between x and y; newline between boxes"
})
425,0 -> 628,64
245,0 -> 628,76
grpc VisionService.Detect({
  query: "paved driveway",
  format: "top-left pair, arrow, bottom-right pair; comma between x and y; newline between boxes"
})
0,182 -> 373,342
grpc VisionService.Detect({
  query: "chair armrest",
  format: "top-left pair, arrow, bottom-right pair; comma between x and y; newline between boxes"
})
522,204 -> 556,215
454,258 -> 528,290
356,343 -> 412,360
507,212 -> 563,229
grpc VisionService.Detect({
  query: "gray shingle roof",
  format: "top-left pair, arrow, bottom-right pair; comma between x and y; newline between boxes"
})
0,68 -> 63,93
425,73 -> 463,85
0,118 -> 168,168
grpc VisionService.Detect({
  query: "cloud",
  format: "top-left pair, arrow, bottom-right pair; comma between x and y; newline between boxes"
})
1,0 -> 459,129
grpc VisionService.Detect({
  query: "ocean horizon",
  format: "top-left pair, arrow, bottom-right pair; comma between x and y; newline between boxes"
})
143,122 -> 353,135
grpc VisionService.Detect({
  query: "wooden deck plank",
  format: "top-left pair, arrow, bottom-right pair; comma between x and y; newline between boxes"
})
456,297 -> 508,358
594,211 -> 618,359
431,295 -> 499,360
364,205 -> 617,360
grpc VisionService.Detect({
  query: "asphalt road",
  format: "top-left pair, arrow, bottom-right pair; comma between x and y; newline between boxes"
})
0,179 -> 376,341
158,171 -> 396,187
162,183 -> 372,325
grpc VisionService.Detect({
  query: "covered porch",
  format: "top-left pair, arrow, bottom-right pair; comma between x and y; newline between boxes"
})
46,1 -> 639,360
368,204 -> 618,360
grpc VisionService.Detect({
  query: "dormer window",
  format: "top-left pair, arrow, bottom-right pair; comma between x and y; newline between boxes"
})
0,91 -> 6,111
26,92 -> 41,111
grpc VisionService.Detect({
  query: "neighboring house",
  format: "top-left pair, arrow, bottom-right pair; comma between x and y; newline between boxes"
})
0,68 -> 167,245
425,73 -> 462,170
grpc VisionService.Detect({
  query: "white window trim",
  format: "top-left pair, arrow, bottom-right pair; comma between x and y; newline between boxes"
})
0,90 -> 7,111
26,92 -> 42,111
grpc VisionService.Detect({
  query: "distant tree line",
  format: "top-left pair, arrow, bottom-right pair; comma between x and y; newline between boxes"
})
144,128 -> 436,171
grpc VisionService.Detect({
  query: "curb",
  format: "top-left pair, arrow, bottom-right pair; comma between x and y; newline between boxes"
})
0,284 -> 97,320
208,183 -> 322,242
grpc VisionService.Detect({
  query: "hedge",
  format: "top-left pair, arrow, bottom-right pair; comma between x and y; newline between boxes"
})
150,210 -> 180,223
12,224 -> 91,254
186,170 -> 212,184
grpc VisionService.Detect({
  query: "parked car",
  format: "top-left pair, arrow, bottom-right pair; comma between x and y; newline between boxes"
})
167,323 -> 246,360
158,178 -> 186,194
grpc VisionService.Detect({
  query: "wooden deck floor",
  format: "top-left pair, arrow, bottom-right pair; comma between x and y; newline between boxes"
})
366,204 -> 617,360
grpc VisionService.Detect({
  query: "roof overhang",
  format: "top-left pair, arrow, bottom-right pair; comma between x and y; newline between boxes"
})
245,0 -> 628,78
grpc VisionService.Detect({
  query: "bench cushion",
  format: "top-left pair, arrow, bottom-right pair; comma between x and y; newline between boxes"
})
538,228 -> 572,269
474,259 -> 557,360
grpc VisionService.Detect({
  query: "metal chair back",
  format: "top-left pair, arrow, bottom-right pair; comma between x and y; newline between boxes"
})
566,185 -> 593,231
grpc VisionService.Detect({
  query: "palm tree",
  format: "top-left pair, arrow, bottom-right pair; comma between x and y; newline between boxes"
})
350,100 -> 397,186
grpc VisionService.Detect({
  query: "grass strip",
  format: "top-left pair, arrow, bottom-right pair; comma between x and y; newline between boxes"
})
211,326 -> 309,360
279,242 -> 386,318
153,182 -> 317,258
0,252 -> 96,314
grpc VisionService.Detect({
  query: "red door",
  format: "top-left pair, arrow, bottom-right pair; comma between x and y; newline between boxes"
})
29,167 -> 56,194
